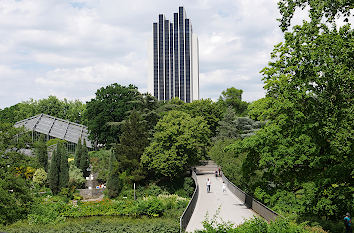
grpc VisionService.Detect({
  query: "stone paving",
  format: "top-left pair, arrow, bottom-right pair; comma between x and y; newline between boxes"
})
185,173 -> 256,232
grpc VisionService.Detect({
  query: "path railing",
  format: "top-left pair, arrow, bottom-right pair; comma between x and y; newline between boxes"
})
222,174 -> 279,221
180,170 -> 199,232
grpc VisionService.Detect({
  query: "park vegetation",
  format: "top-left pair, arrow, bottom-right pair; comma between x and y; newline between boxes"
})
0,0 -> 352,232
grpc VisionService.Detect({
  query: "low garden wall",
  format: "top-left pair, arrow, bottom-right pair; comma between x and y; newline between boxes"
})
78,188 -> 104,199
180,170 -> 199,232
222,175 -> 279,221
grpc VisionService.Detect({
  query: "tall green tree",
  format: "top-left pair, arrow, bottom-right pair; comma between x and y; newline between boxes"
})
85,83 -> 142,145
184,99 -> 224,138
114,109 -> 149,184
141,110 -> 211,179
58,143 -> 69,188
74,138 -> 82,168
48,143 -> 69,194
106,152 -> 122,198
138,93 -> 160,137
48,147 -> 60,194
34,134 -> 48,171
215,107 -> 239,140
227,0 -> 353,227
218,87 -> 248,115
80,139 -> 90,178
215,107 -> 264,141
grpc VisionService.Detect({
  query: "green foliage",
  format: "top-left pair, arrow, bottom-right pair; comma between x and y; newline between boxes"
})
141,110 -> 211,178
79,139 -> 89,178
0,177 -> 32,225
247,97 -> 275,121
197,217 -> 326,233
85,83 -> 142,145
184,99 -> 224,137
34,135 -> 48,171
59,144 -> 69,188
215,108 -> 264,141
107,151 -> 122,198
2,216 -> 180,233
0,96 -> 86,124
28,197 -> 66,225
114,109 -> 149,185
218,87 -> 248,115
74,138 -> 82,169
68,164 -> 85,188
48,143 -> 69,194
209,139 -> 247,188
33,168 -> 47,186
138,93 -> 160,137
48,148 -> 60,194
256,21 -> 353,220
0,123 -> 34,225
215,3 -> 354,232
89,149 -> 111,183
277,0 -> 352,31
119,176 -> 195,199
157,97 -> 185,114
60,195 -> 188,218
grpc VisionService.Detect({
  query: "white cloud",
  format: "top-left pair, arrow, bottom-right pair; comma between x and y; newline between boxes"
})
0,0 -> 318,109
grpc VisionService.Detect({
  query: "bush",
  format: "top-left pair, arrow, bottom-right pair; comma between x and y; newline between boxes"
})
33,168 -> 47,186
0,177 -> 32,225
89,150 -> 111,183
28,197 -> 66,225
60,195 -> 188,219
196,217 -> 326,233
2,216 -> 180,233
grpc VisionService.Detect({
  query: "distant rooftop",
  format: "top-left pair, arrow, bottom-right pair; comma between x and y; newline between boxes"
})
14,113 -> 93,148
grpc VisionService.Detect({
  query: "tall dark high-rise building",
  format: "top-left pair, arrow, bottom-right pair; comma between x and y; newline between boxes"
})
148,6 -> 199,103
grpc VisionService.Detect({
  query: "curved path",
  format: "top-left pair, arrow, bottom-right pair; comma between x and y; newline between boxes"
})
185,173 -> 256,232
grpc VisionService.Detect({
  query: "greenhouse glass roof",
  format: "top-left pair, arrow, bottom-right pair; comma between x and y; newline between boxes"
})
14,113 -> 93,148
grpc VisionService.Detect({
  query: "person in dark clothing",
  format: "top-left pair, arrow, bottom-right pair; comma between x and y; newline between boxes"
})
344,213 -> 352,233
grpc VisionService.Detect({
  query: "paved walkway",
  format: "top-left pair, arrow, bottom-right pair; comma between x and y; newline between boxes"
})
185,173 -> 256,232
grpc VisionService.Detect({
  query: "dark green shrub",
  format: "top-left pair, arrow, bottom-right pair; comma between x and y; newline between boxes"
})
2,216 -> 180,233
196,217 -> 326,233
28,198 -> 66,225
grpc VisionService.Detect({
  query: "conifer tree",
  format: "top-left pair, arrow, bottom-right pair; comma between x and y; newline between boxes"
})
74,138 -> 82,168
48,147 -> 60,194
106,152 -> 121,198
34,134 -> 48,171
80,139 -> 90,178
58,143 -> 69,188
48,143 -> 70,194
115,109 -> 148,183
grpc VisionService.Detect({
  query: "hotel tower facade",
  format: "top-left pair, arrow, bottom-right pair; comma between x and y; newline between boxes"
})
148,7 -> 199,103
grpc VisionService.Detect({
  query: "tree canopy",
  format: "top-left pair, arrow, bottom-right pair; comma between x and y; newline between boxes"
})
221,1 -> 353,227
0,96 -> 86,124
141,110 -> 211,179
218,87 -> 248,115
278,0 -> 353,31
85,83 -> 142,145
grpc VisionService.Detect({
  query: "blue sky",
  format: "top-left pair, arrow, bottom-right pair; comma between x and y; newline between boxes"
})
0,0 -> 303,108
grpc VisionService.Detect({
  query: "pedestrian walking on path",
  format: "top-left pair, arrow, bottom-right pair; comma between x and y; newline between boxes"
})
344,213 -> 352,233
206,178 -> 211,193
222,182 -> 226,193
